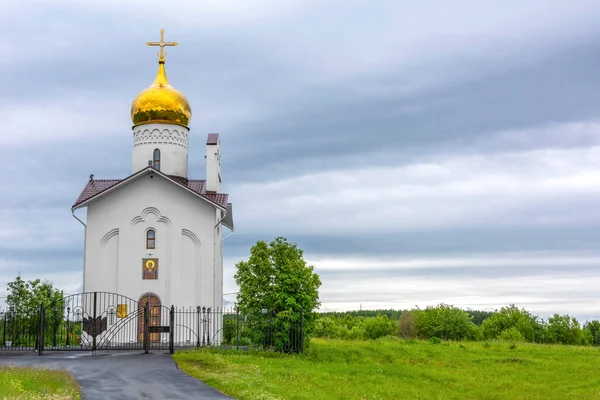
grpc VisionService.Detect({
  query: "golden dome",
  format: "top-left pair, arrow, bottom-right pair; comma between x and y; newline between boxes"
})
130,59 -> 191,128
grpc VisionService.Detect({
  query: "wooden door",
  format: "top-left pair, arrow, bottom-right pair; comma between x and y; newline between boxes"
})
137,293 -> 161,343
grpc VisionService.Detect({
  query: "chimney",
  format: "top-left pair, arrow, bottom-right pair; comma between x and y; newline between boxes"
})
206,133 -> 221,192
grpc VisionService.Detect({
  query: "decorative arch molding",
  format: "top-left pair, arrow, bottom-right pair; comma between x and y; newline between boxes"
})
100,228 -> 119,247
130,207 -> 172,227
133,126 -> 189,149
182,229 -> 201,246
182,229 -> 202,304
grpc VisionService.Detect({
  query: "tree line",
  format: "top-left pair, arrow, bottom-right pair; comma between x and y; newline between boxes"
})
314,304 -> 600,345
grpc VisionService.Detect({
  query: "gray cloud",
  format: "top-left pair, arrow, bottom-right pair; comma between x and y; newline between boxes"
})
2,1 -> 600,319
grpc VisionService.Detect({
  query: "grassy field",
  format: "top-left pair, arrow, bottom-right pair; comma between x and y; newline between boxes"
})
0,366 -> 80,400
174,337 -> 600,400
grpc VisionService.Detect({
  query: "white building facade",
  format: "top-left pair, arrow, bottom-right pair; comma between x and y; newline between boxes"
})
71,40 -> 233,321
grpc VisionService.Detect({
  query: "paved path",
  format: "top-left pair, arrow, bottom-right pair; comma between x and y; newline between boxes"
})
0,351 -> 233,400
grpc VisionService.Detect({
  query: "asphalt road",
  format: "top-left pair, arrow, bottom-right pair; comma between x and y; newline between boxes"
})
0,350 -> 233,399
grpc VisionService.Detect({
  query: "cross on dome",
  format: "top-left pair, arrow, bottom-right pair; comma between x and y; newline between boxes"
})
146,29 -> 178,62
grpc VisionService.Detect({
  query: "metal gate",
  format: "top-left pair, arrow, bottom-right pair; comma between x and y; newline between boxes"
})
38,292 -> 173,354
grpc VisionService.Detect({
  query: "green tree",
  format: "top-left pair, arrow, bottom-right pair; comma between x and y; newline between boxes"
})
583,320 -> 600,346
363,315 -> 397,339
481,305 -> 540,342
4,274 -> 65,346
234,237 -> 322,352
398,311 -> 416,339
413,304 -> 477,341
546,314 -> 583,345
6,274 -> 64,317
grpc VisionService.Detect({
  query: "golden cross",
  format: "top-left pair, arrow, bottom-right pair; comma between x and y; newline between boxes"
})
146,29 -> 178,62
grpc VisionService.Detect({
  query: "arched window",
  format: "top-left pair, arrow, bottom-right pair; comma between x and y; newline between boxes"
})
153,149 -> 161,171
107,306 -> 116,325
146,229 -> 155,249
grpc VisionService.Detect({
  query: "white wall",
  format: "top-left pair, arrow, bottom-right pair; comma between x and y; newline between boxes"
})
83,172 -> 221,309
132,123 -> 189,177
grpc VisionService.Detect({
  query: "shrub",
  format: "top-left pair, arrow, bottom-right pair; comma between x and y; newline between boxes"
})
363,315 -> 397,339
398,312 -> 416,339
583,320 -> 600,346
313,317 -> 338,338
498,327 -> 525,342
546,314 -> 583,345
413,304 -> 478,341
481,305 -> 540,342
223,319 -> 236,344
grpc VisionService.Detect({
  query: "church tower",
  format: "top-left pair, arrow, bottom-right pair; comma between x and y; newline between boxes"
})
130,30 -> 191,178
72,29 -> 233,324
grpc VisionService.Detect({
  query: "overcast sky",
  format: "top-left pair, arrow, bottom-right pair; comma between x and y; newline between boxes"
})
2,0 -> 600,321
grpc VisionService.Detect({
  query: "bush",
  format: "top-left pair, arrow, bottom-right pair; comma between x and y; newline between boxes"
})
545,314 -> 583,345
481,305 -> 540,342
398,312 -> 416,339
498,327 -> 525,342
223,319 -> 236,345
363,315 -> 397,339
413,304 -> 478,341
583,320 -> 600,346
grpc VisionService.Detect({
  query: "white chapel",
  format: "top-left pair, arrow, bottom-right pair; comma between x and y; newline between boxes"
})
71,30 -> 233,311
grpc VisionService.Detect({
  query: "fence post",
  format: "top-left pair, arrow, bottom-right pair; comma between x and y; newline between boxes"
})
236,307 -> 240,351
92,292 -> 97,352
207,308 -> 211,346
38,303 -> 45,355
201,307 -> 206,346
196,306 -> 201,347
144,302 -> 149,354
66,307 -> 70,347
169,305 -> 175,354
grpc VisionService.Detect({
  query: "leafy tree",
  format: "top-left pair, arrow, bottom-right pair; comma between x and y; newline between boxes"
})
398,311 -> 416,339
320,309 -> 403,319
4,274 -> 65,346
363,315 -> 397,339
234,237 -> 322,352
546,314 -> 583,345
498,326 -> 526,342
413,304 -> 477,341
466,310 -> 494,326
6,274 -> 64,317
583,320 -> 600,346
481,305 -> 540,342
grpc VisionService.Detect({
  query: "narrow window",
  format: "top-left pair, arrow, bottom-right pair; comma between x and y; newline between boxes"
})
153,149 -> 161,171
107,307 -> 116,325
146,229 -> 156,249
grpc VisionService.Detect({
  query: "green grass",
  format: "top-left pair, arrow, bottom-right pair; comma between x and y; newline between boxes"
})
174,337 -> 600,400
0,366 -> 80,400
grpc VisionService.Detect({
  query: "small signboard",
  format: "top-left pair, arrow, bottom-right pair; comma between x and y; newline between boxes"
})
117,304 -> 127,318
148,326 -> 170,333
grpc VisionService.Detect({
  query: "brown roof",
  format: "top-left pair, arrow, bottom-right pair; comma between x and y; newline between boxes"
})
73,170 -> 229,209
206,133 -> 219,145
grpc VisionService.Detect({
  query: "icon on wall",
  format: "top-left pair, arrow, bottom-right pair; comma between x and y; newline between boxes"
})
142,258 -> 159,280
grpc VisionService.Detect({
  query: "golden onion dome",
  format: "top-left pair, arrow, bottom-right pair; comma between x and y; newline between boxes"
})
130,59 -> 191,128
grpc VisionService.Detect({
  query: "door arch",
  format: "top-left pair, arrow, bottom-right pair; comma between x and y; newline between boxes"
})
138,293 -> 161,343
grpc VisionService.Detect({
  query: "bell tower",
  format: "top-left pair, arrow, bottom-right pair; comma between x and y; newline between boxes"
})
130,29 -> 192,178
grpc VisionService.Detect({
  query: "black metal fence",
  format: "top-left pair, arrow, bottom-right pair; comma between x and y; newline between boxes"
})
173,307 -> 305,353
0,293 -> 305,355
